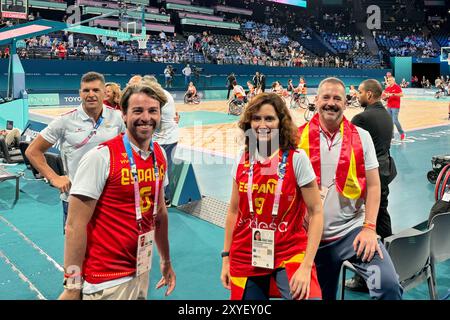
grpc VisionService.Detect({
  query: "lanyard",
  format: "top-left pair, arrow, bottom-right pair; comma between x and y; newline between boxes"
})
247,150 -> 289,219
75,115 -> 104,149
122,134 -> 160,232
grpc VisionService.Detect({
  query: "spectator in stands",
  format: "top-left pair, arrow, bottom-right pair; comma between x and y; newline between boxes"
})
187,34 -> 196,50
182,64 -> 192,86
25,72 -> 126,233
103,82 -> 121,110
298,77 -> 402,300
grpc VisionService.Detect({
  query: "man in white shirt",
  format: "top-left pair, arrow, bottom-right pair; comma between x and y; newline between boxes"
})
142,75 -> 179,207
182,64 -> 192,86
26,72 -> 125,232
298,77 -> 402,300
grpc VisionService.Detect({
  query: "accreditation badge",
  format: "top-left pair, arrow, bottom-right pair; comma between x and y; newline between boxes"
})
136,231 -> 154,277
251,228 -> 275,269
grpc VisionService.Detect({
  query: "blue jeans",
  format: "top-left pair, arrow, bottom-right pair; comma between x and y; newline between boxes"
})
387,108 -> 404,136
315,227 -> 403,300
185,75 -> 191,86
161,142 -> 177,200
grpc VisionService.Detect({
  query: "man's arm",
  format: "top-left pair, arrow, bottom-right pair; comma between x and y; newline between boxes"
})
58,194 -> 97,300
353,168 -> 382,262
154,187 -> 176,296
25,135 -> 71,193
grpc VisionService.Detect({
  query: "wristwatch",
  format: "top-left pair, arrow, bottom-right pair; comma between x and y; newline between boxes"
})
221,251 -> 229,258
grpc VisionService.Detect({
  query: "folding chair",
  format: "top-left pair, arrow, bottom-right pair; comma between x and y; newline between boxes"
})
340,225 -> 436,300
429,212 -> 450,299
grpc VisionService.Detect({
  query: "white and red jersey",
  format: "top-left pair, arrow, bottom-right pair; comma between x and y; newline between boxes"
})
230,149 -> 312,277
81,134 -> 167,284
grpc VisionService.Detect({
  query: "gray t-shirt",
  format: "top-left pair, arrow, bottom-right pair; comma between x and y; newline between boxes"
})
318,126 -> 379,241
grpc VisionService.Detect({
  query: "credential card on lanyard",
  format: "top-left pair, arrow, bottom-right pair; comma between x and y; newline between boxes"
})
74,116 -> 103,149
252,228 -> 275,269
136,231 -> 154,276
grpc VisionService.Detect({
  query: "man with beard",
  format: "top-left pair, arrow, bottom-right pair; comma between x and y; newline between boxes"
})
26,72 -> 125,232
297,77 -> 402,300
59,82 -> 176,300
344,79 -> 397,292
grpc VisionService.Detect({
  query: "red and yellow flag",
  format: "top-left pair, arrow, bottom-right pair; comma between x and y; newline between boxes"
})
298,114 -> 366,199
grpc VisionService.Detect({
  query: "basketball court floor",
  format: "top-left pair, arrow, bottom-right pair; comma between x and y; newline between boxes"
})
1,93 -> 450,300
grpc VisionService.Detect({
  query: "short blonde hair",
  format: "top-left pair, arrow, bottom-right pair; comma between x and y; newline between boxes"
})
105,82 -> 121,102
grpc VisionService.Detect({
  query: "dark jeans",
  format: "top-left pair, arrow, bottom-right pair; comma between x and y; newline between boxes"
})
315,227 -> 403,300
243,269 -> 292,300
161,142 -> 177,200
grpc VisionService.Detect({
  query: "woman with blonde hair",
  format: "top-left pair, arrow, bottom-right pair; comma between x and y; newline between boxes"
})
103,82 -> 122,110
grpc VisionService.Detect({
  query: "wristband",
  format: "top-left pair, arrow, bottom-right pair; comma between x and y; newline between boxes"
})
221,251 -> 229,258
363,221 -> 376,231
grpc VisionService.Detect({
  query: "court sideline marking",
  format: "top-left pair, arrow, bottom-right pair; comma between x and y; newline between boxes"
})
0,250 -> 47,300
0,215 -> 64,272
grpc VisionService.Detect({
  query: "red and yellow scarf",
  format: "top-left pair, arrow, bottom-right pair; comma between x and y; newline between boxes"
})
298,113 -> 366,199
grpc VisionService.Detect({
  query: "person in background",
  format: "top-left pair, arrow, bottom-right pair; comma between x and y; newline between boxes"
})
103,82 -> 121,110
26,72 -> 125,233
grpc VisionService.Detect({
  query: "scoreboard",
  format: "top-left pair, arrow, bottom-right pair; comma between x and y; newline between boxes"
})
1,0 -> 28,19
267,0 -> 307,7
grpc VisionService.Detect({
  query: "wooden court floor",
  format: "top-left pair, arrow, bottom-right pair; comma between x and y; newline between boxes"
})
31,96 -> 450,157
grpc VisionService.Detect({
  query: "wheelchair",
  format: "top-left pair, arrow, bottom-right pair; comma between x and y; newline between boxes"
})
434,89 -> 446,99
427,154 -> 450,184
290,93 -> 309,109
346,95 -> 360,108
228,97 -> 247,116
184,92 -> 200,104
304,103 -> 317,122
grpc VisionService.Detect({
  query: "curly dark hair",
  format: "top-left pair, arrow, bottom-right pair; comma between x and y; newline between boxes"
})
238,93 -> 298,152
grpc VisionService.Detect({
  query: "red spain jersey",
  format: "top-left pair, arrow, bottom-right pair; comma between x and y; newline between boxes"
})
82,134 -> 166,284
384,84 -> 402,109
230,149 -> 308,277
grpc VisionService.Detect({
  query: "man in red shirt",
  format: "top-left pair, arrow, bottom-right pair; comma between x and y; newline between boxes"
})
59,82 -> 176,300
383,76 -> 405,140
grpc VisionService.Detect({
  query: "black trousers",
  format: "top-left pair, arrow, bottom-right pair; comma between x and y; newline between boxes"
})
377,181 -> 392,240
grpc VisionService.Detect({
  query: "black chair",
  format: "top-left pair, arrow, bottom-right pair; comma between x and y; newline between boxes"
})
0,137 -> 24,164
19,141 -> 65,179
